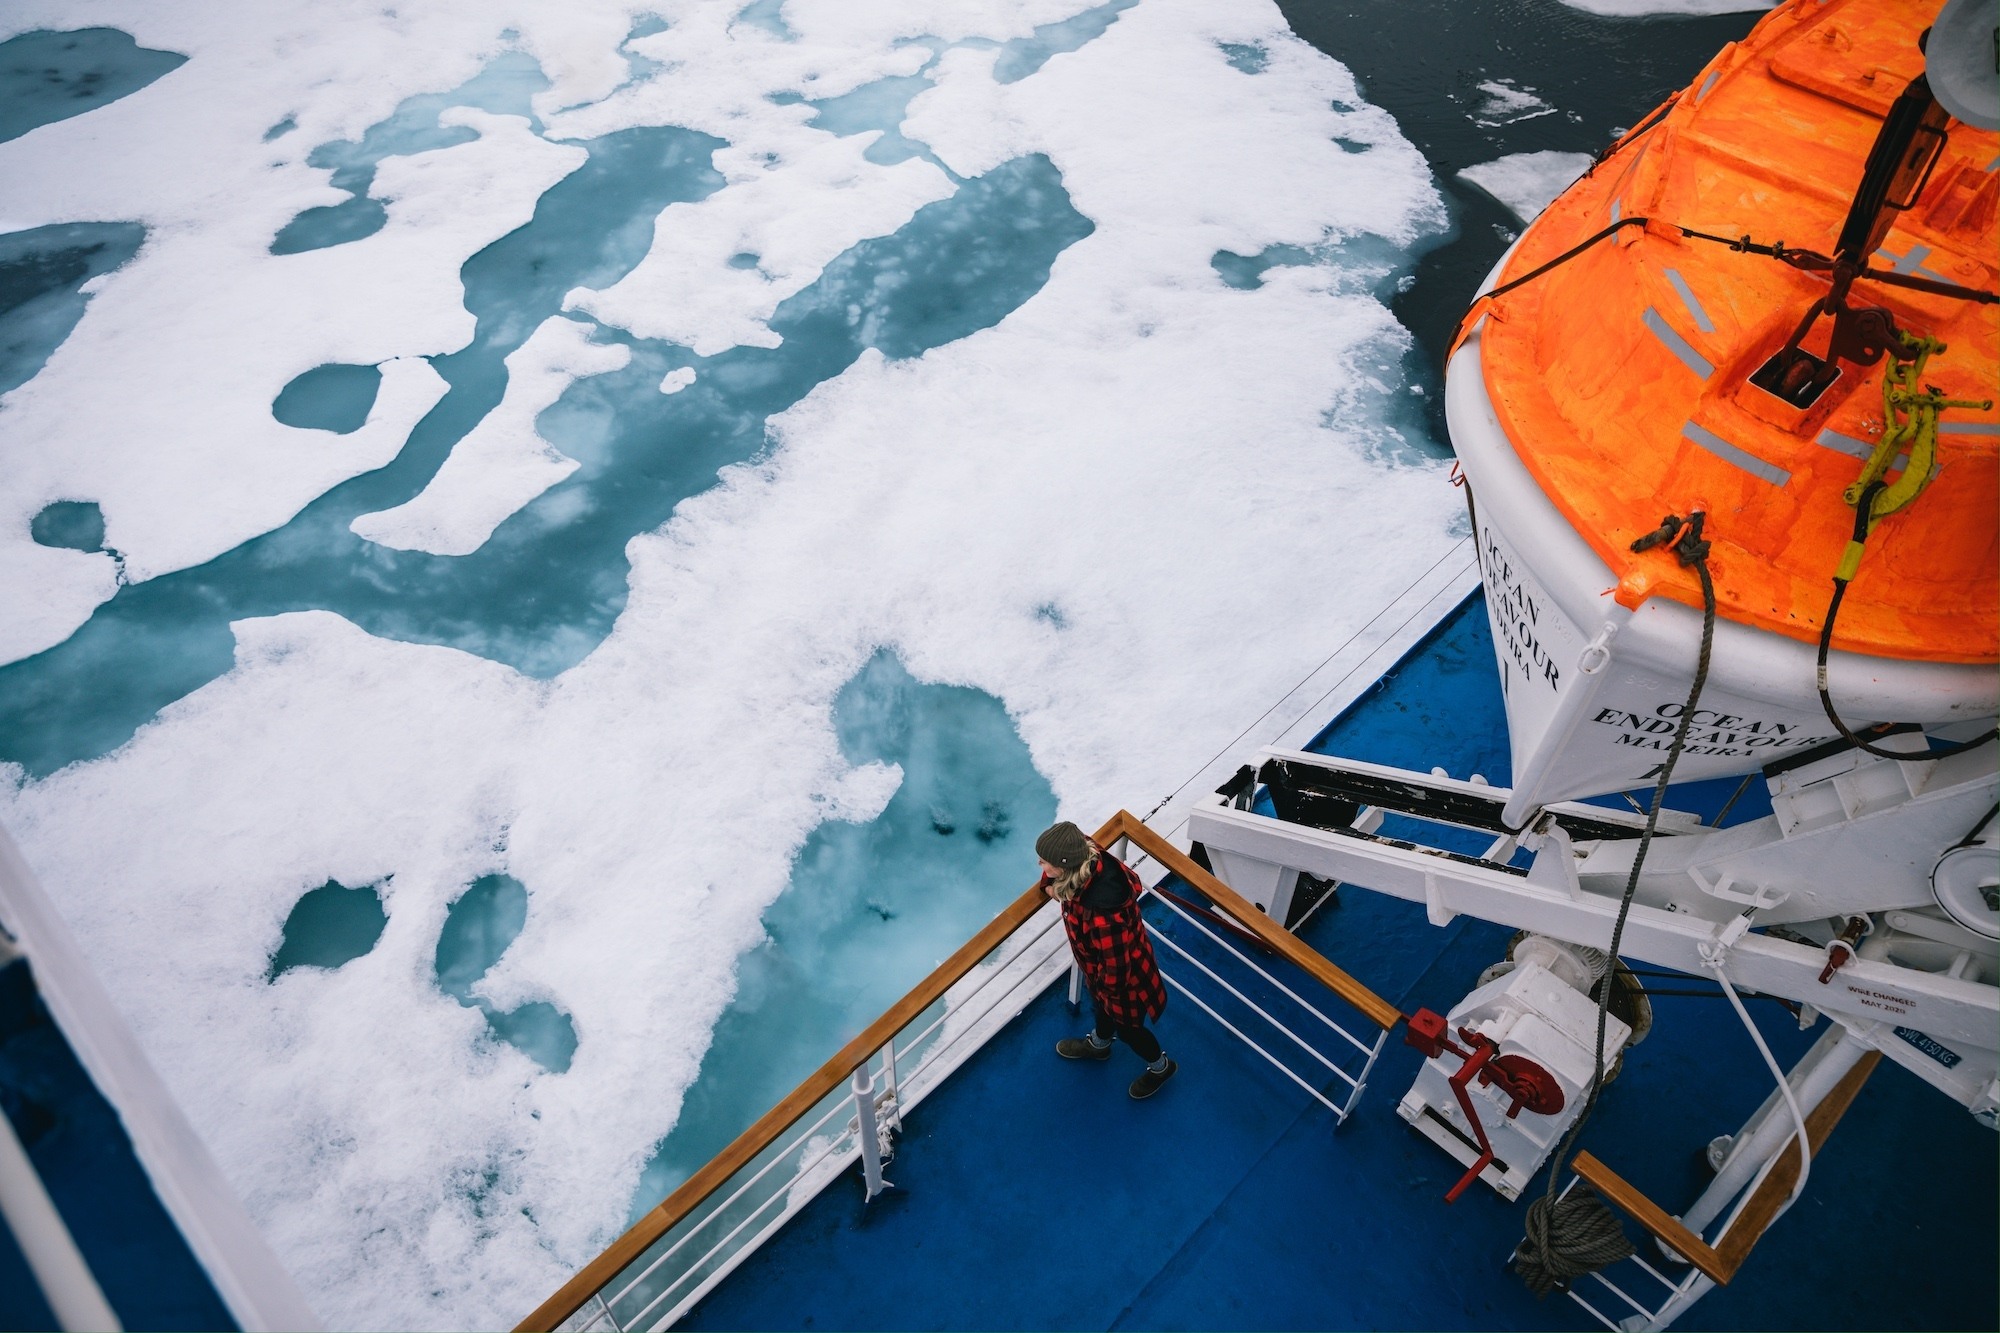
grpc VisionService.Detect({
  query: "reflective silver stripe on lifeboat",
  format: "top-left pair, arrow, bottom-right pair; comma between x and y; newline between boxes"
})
1662,269 -> 1716,333
1643,307 -> 1714,379
1939,421 -> 1999,435
1816,428 -> 1938,475
1696,68 -> 1721,102
1683,420 -> 1790,485
1824,428 -> 1944,474
1873,242 -> 1950,283
1817,428 -> 1880,460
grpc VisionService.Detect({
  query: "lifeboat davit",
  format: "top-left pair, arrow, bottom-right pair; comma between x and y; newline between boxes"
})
1450,0 -> 1999,826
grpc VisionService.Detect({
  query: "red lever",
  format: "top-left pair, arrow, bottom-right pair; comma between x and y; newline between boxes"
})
1406,1008 -> 1566,1203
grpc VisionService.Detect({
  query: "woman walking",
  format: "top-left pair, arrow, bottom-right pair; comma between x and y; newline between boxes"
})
1035,821 -> 1177,1099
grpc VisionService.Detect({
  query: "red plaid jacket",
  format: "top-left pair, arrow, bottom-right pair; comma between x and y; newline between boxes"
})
1057,857 -> 1167,1027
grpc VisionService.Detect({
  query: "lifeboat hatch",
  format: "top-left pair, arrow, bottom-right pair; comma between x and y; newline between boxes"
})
1748,346 -> 1842,409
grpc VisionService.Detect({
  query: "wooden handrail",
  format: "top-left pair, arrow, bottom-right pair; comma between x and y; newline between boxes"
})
1570,1152 -> 1733,1285
518,812 -> 1403,1331
1106,811 -> 1404,1031
1571,1048 -> 1880,1289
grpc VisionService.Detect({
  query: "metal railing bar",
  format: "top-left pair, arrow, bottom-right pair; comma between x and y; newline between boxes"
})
1627,1251 -> 1685,1293
889,914 -> 1065,1067
1147,929 -> 1355,1086
1565,1288 -> 1622,1333
515,824 -> 1092,1333
1132,538 -> 1475,826
1146,889 -> 1374,1057
525,813 -> 1402,1332
1111,814 -> 1402,1031
1338,1028 -> 1389,1119
1158,970 -> 1341,1116
1590,1270 -> 1657,1322
1285,876 -> 1341,935
622,1125 -> 859,1331
602,1091 -> 854,1310
615,914 -> 1069,1318
641,1144 -> 868,1333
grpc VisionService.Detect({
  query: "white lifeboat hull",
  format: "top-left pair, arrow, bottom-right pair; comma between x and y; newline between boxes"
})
1445,312 -> 1999,827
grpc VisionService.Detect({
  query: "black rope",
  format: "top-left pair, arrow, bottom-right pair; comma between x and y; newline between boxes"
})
1950,801 -> 1999,850
1587,96 -> 1677,176
1514,513 -> 1715,1297
1709,772 -> 1757,827
1470,216 -> 1651,309
1816,482 -> 1999,762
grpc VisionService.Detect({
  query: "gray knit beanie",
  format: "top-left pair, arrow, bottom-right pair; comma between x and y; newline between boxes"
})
1035,821 -> 1093,872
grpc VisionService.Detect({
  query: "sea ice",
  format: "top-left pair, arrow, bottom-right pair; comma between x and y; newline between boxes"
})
1557,0 -> 1772,14
1470,77 -> 1558,128
350,316 -> 626,556
1459,150 -> 1595,224
0,1 -> 1465,1328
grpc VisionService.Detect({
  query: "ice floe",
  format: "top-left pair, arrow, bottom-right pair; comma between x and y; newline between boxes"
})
1470,77 -> 1558,128
351,317 -> 626,556
1460,150 -> 1595,224
0,1 -> 1463,1327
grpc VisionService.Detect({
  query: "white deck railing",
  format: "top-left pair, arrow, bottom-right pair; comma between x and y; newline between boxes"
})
521,812 -> 1405,1333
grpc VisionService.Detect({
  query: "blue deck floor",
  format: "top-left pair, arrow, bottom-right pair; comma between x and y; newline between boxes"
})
679,595 -> 1998,1332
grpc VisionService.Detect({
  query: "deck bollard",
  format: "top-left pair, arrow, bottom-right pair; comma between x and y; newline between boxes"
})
849,1065 -> 891,1201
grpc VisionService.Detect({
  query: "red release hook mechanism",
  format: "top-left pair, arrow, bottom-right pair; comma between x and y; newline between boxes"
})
1405,1008 -> 1567,1203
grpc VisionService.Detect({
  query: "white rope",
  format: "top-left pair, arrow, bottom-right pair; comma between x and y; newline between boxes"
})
1701,946 -> 1811,1211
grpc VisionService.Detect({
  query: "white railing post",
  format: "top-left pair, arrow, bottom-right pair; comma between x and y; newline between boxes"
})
879,1044 -> 901,1131
1067,959 -> 1081,1010
1341,1028 -> 1391,1122
849,1065 -> 890,1201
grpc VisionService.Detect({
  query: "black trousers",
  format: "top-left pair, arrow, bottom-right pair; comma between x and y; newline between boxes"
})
1090,998 -> 1163,1062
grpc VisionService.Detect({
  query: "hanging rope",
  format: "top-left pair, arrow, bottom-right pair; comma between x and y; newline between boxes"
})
1513,512 -> 1715,1297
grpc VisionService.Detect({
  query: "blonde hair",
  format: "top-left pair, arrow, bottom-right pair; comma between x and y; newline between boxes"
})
1047,844 -> 1102,902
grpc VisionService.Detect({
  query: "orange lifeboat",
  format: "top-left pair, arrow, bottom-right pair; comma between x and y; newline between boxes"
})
1448,0 -> 1997,823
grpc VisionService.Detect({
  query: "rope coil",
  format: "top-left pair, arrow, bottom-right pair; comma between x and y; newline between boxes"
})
1514,1188 -> 1635,1297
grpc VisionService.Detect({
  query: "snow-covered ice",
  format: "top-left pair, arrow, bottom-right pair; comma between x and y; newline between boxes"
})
351,317 -> 626,555
1460,150 -> 1595,224
1470,78 -> 1558,128
0,1 -> 1464,1327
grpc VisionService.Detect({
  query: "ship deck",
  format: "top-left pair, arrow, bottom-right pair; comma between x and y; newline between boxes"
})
675,595 -> 1998,1332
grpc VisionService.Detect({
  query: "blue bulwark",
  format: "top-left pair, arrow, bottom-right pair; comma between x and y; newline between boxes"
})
0,958 -> 236,1332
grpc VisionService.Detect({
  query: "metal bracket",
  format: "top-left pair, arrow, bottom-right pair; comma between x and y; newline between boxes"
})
1688,866 -> 1789,912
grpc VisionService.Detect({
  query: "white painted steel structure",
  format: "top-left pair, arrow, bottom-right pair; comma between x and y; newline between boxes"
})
1190,747 -> 2000,1117
1190,740 -> 1997,1330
